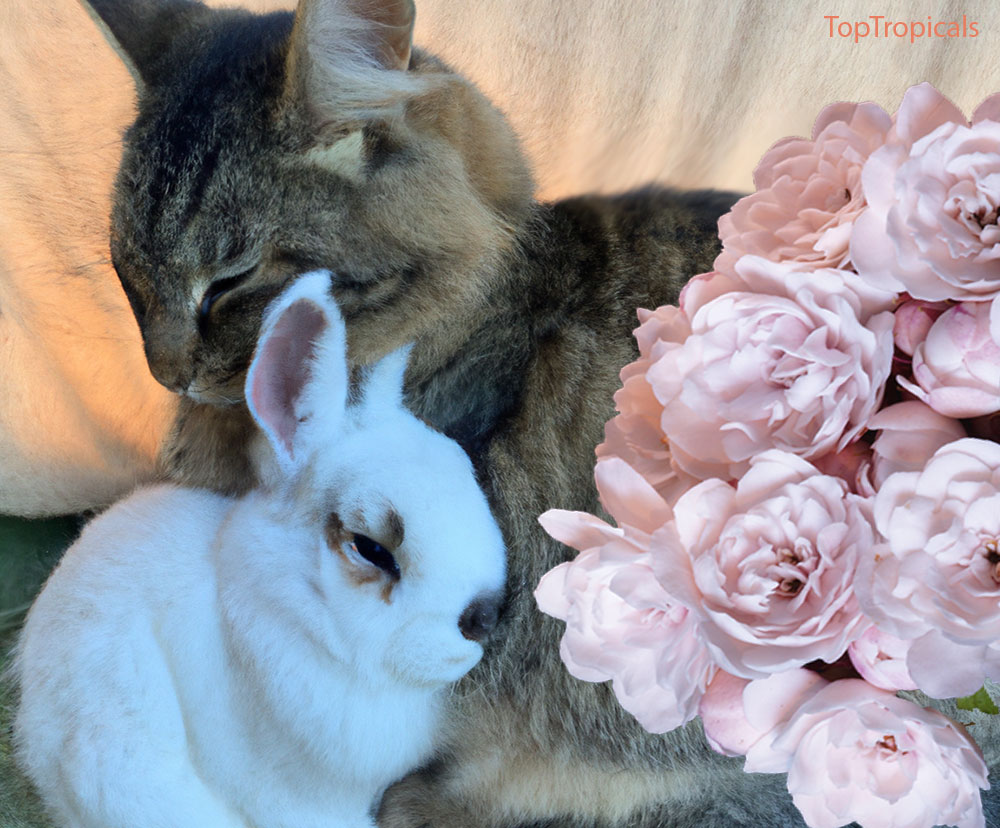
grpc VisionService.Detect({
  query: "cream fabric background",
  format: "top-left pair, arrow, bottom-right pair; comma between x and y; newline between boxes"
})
2,0 -> 998,515
416,0 -> 1000,198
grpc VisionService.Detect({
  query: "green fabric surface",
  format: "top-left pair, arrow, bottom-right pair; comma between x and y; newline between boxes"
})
1,515 -> 81,828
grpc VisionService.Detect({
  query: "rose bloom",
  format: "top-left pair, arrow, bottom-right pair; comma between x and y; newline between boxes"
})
859,438 -> 1000,697
893,298 -> 949,357
699,668 -> 826,757
867,400 -> 966,487
716,101 -> 891,272
597,306 -> 698,506
847,625 -> 918,692
905,632 -> 1000,701
747,680 -> 988,828
897,301 -> 1000,418
534,458 -> 716,733
652,451 -> 872,679
645,256 -> 894,480
852,83 -> 1000,301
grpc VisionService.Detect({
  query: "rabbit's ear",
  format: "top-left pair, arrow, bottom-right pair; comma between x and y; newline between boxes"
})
246,271 -> 347,474
357,343 -> 413,414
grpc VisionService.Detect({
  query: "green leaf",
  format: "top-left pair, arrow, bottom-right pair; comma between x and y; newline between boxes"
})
956,686 -> 999,716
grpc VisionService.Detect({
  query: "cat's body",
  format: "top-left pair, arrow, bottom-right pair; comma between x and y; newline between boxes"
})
61,1 -> 997,827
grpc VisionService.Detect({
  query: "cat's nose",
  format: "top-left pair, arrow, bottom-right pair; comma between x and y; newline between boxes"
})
143,337 -> 192,393
145,354 -> 190,393
142,317 -> 192,394
458,592 -> 503,642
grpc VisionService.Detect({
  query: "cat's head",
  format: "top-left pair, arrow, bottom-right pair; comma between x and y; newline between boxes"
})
85,0 -> 534,404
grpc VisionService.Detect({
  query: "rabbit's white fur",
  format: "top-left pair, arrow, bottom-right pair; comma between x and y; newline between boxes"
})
12,271 -> 507,828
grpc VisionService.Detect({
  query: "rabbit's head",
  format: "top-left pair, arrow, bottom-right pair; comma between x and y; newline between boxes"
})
237,271 -> 506,688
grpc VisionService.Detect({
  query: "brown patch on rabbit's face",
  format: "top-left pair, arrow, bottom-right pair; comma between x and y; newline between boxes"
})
324,510 -> 402,604
108,6 -> 533,404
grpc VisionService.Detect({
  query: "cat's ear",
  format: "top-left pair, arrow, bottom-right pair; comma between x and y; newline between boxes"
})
80,0 -> 208,91
283,0 -> 421,138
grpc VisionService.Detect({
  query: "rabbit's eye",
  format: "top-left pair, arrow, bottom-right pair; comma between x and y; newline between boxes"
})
350,533 -> 400,581
198,267 -> 254,331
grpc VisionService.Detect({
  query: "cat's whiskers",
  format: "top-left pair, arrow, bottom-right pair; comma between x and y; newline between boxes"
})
185,386 -> 242,406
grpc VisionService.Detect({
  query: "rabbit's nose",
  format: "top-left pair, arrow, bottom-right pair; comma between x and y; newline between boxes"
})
458,592 -> 503,642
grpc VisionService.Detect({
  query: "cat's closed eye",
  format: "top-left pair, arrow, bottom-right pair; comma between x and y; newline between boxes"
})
198,267 -> 256,332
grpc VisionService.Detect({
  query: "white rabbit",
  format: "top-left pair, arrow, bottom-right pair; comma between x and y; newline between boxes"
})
11,270 -> 507,828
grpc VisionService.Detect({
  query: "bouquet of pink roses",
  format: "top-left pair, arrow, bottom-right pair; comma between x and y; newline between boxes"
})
534,83 -> 1000,828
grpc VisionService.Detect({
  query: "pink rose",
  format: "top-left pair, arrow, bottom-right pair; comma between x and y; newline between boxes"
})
646,256 -> 894,480
905,632 -> 1000,700
680,253 -> 895,320
893,298 -> 948,357
748,680 -> 988,828
597,307 -> 698,506
859,438 -> 1000,696
652,451 -> 872,679
867,401 -> 966,487
897,301 -> 1000,418
973,92 -> 1000,125
534,459 -> 716,733
847,626 -> 917,692
716,102 -> 891,271
991,292 -> 1000,345
699,668 -> 826,757
852,83 -> 1000,301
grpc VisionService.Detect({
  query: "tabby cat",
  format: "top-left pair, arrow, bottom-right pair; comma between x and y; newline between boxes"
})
83,0 -> 816,825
